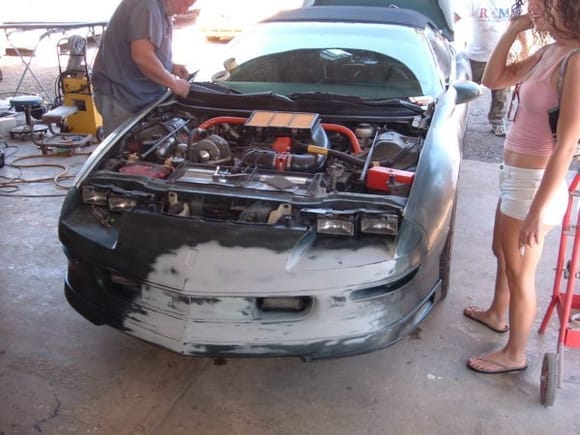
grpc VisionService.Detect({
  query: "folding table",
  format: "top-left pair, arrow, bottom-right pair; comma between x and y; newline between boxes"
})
0,21 -> 107,101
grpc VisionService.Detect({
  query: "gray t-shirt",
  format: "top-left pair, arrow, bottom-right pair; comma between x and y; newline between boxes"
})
93,0 -> 173,112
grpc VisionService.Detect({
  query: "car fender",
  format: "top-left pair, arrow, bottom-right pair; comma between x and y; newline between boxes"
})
404,84 -> 463,253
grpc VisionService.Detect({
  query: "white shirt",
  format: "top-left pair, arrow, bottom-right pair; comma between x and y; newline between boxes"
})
454,0 -> 514,62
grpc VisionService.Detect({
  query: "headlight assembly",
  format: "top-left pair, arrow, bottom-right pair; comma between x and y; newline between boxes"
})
81,186 -> 109,206
316,215 -> 356,237
108,194 -> 138,212
81,184 -> 153,213
311,211 -> 400,237
360,213 -> 399,236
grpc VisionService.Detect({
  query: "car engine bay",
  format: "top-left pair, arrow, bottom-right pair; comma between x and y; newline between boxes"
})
82,101 -> 429,230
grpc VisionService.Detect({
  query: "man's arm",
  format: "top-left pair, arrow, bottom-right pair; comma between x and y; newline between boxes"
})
131,39 -> 190,97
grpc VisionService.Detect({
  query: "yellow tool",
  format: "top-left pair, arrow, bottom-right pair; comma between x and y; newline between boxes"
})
60,71 -> 103,141
42,35 -> 104,142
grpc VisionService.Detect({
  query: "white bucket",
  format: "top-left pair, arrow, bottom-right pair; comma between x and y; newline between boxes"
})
0,113 -> 26,137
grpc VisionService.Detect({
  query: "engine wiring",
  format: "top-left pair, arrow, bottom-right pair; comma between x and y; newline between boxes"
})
0,134 -> 91,197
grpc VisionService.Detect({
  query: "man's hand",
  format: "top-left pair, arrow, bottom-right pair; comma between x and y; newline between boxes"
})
172,64 -> 190,80
170,76 -> 190,98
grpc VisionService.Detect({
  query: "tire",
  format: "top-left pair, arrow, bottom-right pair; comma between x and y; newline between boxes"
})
540,352 -> 558,407
95,126 -> 105,143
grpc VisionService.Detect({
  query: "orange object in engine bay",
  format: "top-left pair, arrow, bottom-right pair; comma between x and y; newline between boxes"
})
272,136 -> 292,153
366,166 -> 414,194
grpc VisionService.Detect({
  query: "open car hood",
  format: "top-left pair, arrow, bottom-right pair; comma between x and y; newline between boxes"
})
308,0 -> 454,40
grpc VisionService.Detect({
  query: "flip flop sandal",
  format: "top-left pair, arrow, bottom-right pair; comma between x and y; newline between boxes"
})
463,306 -> 509,333
467,357 -> 528,374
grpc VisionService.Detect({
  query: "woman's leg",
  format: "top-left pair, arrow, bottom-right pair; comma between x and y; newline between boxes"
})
501,213 -> 548,362
464,201 -> 510,331
468,212 -> 551,371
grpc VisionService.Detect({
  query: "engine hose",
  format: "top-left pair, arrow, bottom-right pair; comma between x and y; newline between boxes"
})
292,142 -> 365,167
198,116 -> 246,130
245,150 -> 319,172
197,116 -> 362,154
321,123 -> 362,154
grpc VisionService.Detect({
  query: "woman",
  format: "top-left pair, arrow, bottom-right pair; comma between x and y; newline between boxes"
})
463,0 -> 580,374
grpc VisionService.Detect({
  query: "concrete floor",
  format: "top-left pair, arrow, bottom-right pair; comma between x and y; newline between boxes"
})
1,106 -> 580,434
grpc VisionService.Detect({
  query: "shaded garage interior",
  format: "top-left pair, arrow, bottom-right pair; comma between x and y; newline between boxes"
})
1,2 -> 580,433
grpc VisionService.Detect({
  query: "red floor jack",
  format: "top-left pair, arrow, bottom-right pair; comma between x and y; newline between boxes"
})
538,168 -> 580,407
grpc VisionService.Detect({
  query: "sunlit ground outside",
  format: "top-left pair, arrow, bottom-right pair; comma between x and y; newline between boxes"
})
0,0 -> 228,102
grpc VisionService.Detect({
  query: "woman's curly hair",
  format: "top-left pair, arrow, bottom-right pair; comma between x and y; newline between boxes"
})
510,0 -> 551,58
544,0 -> 580,40
511,0 -> 525,18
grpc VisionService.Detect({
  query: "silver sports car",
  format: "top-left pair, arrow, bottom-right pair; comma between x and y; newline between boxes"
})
59,2 -> 480,360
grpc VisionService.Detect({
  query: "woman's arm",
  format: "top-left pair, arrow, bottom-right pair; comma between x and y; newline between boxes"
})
556,54 -> 580,153
482,14 -> 544,90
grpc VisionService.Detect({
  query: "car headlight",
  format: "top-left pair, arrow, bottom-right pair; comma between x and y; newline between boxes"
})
108,194 -> 138,212
316,215 -> 356,237
307,210 -> 401,237
81,186 -> 108,206
360,214 -> 399,236
81,185 -> 153,213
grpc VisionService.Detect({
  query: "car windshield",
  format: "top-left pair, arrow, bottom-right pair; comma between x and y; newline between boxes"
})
194,22 -> 443,100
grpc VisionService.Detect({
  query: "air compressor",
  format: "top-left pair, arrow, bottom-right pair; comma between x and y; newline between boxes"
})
42,35 -> 104,142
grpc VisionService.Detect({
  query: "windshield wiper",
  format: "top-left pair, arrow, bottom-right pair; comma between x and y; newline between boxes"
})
194,84 -> 295,103
287,92 -> 425,113
241,91 -> 294,103
191,82 -> 242,94
373,98 -> 426,113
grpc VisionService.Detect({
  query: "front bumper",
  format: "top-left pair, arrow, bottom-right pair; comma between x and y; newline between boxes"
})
64,253 -> 442,361
59,198 -> 443,360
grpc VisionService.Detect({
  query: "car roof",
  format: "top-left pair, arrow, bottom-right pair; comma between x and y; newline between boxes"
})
264,5 -> 452,40
290,0 -> 453,39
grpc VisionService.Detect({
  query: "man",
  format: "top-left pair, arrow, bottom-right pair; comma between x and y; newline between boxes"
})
455,0 -> 514,137
92,0 -> 194,135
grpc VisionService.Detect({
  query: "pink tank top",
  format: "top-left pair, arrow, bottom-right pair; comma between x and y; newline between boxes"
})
504,44 -> 572,157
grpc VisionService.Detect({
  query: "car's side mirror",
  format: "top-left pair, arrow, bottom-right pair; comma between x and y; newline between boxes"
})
211,57 -> 239,82
224,57 -> 238,72
453,80 -> 483,105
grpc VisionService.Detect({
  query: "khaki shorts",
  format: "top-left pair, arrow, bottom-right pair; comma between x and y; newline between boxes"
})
499,163 -> 568,226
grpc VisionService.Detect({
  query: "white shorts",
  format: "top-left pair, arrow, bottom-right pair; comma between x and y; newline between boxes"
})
499,163 -> 568,226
